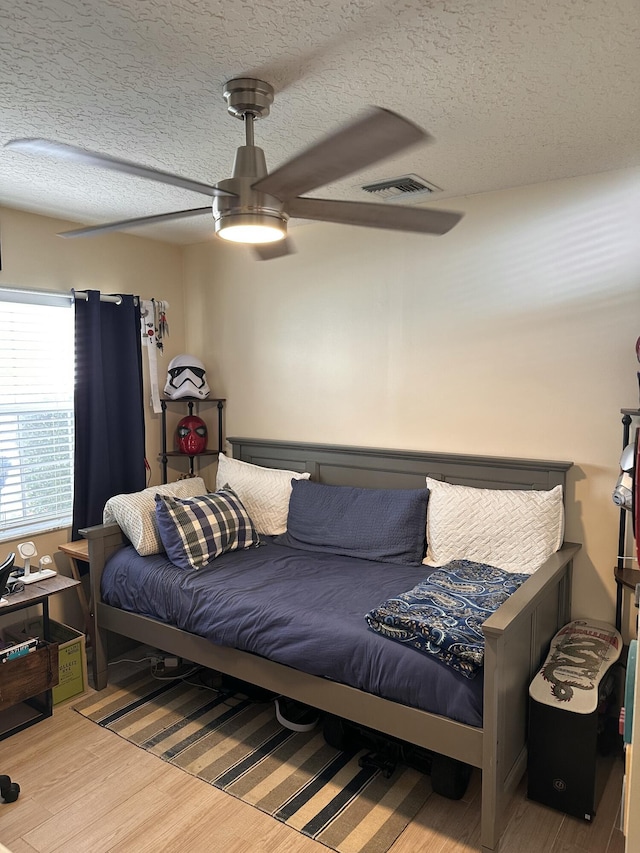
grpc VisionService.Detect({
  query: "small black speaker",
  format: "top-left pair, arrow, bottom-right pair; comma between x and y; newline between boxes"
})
528,701 -> 600,820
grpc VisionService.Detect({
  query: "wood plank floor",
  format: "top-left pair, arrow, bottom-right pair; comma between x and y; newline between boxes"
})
0,676 -> 627,853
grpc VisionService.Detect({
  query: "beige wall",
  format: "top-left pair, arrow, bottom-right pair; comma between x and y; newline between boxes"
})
184,167 -> 640,634
2,166 -> 639,636
0,206 -> 186,625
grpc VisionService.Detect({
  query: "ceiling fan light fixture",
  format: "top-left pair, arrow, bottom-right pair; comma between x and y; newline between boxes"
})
216,213 -> 287,244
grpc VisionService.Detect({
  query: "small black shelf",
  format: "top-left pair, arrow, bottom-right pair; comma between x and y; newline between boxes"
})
159,397 -> 226,483
163,450 -> 218,458
615,566 -> 640,593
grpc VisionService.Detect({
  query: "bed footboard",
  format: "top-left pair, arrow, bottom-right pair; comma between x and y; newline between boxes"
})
480,541 -> 578,852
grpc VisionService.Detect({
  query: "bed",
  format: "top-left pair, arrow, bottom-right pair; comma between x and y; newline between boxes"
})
82,437 -> 580,853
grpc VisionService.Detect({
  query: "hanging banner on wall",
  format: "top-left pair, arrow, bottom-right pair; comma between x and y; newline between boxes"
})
140,299 -> 169,414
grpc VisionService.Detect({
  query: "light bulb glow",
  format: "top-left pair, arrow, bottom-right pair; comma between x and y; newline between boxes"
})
218,222 -> 285,244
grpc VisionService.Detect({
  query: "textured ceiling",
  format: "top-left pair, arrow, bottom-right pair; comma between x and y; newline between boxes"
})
1,0 -> 639,244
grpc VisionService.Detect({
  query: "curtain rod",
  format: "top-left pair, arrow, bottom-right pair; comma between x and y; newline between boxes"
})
74,290 -> 122,304
0,286 -> 123,304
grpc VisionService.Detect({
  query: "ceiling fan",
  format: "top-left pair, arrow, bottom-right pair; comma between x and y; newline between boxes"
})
5,78 -> 463,260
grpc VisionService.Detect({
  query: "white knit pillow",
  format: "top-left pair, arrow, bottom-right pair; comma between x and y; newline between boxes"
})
424,477 -> 564,574
103,477 -> 207,555
216,454 -> 310,535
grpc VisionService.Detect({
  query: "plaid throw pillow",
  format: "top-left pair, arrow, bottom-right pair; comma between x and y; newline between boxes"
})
155,487 -> 260,570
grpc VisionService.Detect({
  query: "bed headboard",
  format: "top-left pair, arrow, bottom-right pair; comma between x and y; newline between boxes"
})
227,437 -> 571,493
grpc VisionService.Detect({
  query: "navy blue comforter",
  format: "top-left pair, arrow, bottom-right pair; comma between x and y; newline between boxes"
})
101,538 -> 484,727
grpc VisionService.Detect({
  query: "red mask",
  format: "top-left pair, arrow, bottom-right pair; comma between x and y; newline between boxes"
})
176,415 -> 207,454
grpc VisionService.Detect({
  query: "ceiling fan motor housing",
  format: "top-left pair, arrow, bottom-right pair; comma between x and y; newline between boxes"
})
213,141 -> 288,240
213,175 -> 288,239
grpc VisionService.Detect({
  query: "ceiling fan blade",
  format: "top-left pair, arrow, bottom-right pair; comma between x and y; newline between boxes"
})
5,138 -> 234,198
252,238 -> 296,261
253,107 -> 428,200
287,197 -> 463,235
58,207 -> 212,238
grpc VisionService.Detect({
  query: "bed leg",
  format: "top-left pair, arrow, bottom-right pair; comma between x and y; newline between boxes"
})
92,625 -> 109,690
480,766 -> 501,852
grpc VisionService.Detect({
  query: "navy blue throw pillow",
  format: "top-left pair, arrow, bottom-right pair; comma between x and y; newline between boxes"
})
275,479 -> 429,566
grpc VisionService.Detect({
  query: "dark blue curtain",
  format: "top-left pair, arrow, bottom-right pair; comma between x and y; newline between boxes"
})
72,291 -> 146,539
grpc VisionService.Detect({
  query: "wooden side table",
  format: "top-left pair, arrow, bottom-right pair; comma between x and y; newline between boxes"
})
57,540 -> 91,644
0,574 -> 80,739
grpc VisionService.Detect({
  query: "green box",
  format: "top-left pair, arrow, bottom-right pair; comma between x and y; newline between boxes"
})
6,617 -> 87,704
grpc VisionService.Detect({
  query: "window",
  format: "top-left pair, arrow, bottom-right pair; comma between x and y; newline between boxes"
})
0,293 -> 74,539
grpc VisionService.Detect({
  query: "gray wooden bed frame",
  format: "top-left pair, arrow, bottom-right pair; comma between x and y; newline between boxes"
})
82,437 -> 579,853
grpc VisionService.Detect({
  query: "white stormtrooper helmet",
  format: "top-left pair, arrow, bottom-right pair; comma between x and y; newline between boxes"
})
164,354 -> 210,400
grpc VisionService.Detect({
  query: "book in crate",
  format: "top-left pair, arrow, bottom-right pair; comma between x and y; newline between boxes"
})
0,636 -> 39,663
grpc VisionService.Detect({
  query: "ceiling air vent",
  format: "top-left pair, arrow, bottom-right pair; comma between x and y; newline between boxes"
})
360,174 -> 441,203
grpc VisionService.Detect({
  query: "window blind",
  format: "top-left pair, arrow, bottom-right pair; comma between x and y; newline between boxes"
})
0,297 -> 74,538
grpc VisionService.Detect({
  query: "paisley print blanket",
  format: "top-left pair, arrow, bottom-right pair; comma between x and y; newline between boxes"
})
365,560 -> 529,678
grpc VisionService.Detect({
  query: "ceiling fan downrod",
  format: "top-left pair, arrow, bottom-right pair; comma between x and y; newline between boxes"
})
222,78 -> 274,181
244,112 -> 255,147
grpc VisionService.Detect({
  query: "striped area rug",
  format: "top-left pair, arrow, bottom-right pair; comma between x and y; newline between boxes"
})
74,669 -> 432,853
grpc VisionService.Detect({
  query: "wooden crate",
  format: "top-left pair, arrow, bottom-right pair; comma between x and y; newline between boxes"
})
7,618 -> 87,704
0,643 -> 59,711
